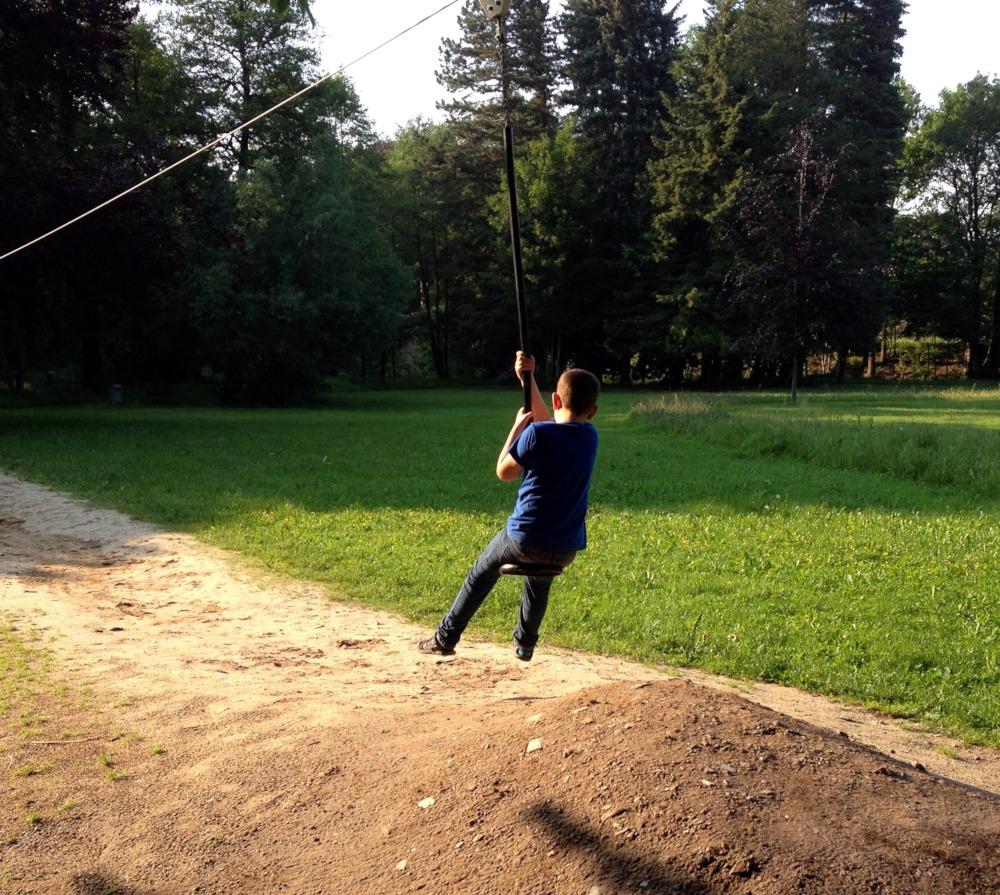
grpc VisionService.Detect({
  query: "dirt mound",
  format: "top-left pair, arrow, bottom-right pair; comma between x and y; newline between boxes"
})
1,472 -> 998,894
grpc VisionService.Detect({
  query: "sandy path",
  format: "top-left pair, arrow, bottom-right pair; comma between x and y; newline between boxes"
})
2,471 -> 996,795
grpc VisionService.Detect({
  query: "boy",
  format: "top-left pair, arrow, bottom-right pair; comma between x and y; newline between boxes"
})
419,351 -> 600,661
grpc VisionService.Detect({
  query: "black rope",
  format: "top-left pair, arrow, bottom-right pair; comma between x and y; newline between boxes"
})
497,16 -> 511,128
496,14 -> 532,413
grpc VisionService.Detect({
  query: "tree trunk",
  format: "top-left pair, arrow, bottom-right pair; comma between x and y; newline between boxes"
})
789,346 -> 799,404
967,340 -> 988,379
983,265 -> 1000,378
79,310 -> 105,392
417,253 -> 445,379
1,324 -> 25,393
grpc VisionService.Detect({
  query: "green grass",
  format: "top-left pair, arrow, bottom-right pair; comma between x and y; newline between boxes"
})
0,623 -> 54,721
1,385 -> 999,746
636,385 -> 1000,494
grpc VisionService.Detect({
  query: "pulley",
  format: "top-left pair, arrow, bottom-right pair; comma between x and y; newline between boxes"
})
477,0 -> 510,20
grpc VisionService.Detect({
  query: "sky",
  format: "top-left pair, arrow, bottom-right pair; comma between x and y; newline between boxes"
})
307,0 -> 998,137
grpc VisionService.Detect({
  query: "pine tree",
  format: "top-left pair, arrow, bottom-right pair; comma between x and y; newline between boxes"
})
559,0 -> 681,200
437,0 -> 557,140
512,119 -> 605,375
648,0 -> 749,385
557,0 -> 682,380
806,0 -> 907,373
434,0 -> 559,375
648,0 -> 905,387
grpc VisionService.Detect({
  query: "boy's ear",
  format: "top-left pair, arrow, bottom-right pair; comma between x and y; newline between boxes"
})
585,404 -> 598,420
551,391 -> 562,409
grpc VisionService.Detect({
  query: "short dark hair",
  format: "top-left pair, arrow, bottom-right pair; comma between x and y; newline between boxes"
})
557,368 -> 600,415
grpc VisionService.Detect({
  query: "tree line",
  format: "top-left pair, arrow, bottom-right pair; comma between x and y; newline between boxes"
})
1,0 -> 998,403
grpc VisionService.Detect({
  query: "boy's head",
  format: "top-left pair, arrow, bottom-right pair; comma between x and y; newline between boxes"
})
556,368 -> 600,418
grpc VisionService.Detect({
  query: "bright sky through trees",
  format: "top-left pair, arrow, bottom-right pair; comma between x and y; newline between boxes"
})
308,0 -> 996,136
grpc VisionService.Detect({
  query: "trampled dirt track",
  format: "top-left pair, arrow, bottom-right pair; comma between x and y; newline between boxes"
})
2,472 -> 999,894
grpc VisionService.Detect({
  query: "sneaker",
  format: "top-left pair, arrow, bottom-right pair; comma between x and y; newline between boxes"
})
514,642 -> 534,662
418,635 -> 455,656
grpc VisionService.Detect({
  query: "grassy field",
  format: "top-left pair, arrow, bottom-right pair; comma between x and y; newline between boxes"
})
1,383 -> 999,746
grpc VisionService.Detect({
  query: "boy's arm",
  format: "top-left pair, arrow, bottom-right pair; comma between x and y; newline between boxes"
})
496,408 -> 532,481
515,351 -> 551,422
497,352 -> 548,481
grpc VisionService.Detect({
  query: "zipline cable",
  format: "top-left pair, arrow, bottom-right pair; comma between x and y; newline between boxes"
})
0,0 -> 461,265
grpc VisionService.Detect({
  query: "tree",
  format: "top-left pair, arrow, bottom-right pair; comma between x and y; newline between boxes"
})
899,75 -> 1000,377
0,0 -> 136,146
383,121 -> 467,378
69,18 -> 223,387
434,0 -> 559,376
163,0 -> 331,174
727,118 -> 845,398
647,0 -> 905,388
0,0 -> 139,392
192,131 -> 411,403
559,0 -> 681,196
148,0 -> 405,401
438,0 -> 558,141
890,209 -> 968,342
806,0 -> 907,374
647,0 -> 751,386
557,0 -> 682,381
505,118 -> 605,375
270,0 -> 313,21
647,0 -> 812,386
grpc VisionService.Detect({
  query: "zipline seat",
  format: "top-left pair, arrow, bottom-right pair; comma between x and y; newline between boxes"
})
499,562 -> 564,578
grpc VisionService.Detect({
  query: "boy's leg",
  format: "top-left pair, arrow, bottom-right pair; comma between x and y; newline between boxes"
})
510,546 -> 575,652
436,528 -> 509,649
513,575 -> 555,650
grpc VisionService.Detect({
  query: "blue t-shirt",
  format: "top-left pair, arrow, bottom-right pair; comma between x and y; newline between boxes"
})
506,420 -> 598,551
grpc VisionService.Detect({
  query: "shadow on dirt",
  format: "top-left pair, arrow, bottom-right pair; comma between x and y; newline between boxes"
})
528,802 -> 711,894
70,871 -> 150,895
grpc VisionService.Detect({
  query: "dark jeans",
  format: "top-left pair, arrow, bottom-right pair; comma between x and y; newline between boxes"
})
436,527 -> 576,650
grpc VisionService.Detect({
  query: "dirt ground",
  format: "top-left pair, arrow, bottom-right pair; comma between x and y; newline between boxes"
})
1,472 -> 999,895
